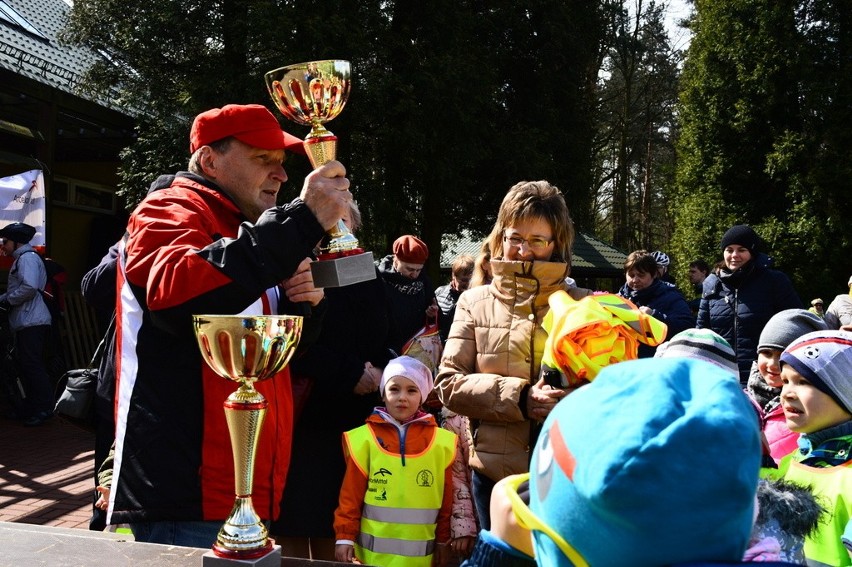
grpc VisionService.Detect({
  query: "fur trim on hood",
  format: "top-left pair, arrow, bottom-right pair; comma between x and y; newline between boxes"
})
757,479 -> 825,538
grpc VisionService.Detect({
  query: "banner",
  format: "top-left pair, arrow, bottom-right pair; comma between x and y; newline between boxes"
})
0,169 -> 46,247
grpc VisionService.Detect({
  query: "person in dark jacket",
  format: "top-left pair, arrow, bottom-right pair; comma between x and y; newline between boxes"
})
377,235 -> 438,353
80,241 -> 119,531
618,250 -> 694,357
271,202 -> 394,561
435,254 -> 474,343
697,224 -> 802,385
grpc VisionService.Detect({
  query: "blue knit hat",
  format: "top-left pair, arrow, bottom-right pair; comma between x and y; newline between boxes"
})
780,330 -> 852,415
528,358 -> 761,566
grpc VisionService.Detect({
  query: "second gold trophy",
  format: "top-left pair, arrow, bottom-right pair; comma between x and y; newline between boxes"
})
265,60 -> 375,287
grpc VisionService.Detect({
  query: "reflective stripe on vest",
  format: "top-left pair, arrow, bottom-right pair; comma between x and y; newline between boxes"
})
784,459 -> 852,567
344,424 -> 456,567
362,502 -> 439,524
356,532 -> 436,557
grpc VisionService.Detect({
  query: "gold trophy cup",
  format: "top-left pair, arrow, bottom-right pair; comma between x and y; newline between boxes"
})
265,59 -> 376,288
193,314 -> 303,565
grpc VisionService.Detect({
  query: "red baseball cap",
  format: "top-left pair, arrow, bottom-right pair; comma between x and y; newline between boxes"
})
189,104 -> 306,155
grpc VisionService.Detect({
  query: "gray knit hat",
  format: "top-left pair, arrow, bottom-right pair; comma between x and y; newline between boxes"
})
758,309 -> 828,353
654,329 -> 739,378
781,330 -> 852,414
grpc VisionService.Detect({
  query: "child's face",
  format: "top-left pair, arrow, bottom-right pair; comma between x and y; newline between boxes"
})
757,349 -> 783,388
781,365 -> 852,433
383,376 -> 422,422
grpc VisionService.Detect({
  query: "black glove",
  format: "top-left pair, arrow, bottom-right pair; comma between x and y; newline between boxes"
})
0,300 -> 11,312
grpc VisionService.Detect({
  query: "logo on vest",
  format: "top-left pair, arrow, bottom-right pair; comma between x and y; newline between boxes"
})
416,469 -> 434,487
374,467 -> 393,477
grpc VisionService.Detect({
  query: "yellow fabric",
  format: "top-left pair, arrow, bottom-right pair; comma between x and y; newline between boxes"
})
784,459 -> 852,566
504,473 -> 589,567
541,291 -> 668,386
345,425 -> 456,567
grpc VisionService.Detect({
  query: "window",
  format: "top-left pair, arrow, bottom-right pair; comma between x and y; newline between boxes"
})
0,1 -> 48,40
52,177 -> 116,214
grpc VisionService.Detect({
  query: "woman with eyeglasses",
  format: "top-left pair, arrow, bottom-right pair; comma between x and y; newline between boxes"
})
434,180 -> 592,532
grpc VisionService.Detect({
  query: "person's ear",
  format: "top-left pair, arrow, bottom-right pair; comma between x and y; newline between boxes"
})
197,146 -> 217,178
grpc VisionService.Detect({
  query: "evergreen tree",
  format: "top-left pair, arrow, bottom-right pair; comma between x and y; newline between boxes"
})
593,0 -> 681,252
673,0 -> 806,292
61,0 -> 610,279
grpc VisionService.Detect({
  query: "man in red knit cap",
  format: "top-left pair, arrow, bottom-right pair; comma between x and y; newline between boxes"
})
378,235 -> 438,352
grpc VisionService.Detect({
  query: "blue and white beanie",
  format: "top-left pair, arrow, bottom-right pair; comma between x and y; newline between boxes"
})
528,358 -> 761,566
780,330 -> 852,415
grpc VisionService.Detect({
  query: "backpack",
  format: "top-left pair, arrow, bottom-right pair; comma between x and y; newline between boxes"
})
22,250 -> 66,319
42,257 -> 67,319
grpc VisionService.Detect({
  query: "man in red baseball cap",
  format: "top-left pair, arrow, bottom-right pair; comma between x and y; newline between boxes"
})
108,103 -> 353,548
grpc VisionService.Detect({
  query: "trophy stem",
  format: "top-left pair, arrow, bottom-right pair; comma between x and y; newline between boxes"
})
212,382 -> 272,559
303,134 -> 338,170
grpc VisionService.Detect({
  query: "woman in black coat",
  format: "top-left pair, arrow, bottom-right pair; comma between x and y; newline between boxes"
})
270,204 -> 394,560
697,225 -> 802,385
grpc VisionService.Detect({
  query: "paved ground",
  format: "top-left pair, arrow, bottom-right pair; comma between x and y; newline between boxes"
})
0,410 -> 95,530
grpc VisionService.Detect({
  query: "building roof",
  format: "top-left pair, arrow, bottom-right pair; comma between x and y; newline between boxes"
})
441,230 -> 627,279
0,0 -> 120,110
0,0 -> 135,165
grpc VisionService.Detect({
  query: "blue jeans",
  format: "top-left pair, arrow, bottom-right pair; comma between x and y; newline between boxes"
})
472,470 -> 497,531
130,521 -> 221,548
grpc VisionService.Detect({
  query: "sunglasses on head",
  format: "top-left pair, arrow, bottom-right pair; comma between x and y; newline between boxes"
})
504,473 -> 588,567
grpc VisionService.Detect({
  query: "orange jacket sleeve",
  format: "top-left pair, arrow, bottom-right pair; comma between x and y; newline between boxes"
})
333,433 -> 368,541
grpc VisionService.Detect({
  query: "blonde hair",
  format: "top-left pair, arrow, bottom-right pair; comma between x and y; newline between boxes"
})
451,254 -> 475,278
485,180 -> 574,271
348,200 -> 362,232
471,240 -> 492,287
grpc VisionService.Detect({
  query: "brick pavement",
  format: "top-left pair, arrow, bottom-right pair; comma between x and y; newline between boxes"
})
0,409 -> 95,530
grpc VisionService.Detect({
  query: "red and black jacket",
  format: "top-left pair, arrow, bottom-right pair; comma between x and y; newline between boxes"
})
110,172 -> 325,524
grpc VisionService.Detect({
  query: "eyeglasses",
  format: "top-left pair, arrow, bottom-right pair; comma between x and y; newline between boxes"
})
503,234 -> 552,250
504,473 -> 588,566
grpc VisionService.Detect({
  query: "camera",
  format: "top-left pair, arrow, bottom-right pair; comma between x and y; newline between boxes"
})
541,365 -> 567,389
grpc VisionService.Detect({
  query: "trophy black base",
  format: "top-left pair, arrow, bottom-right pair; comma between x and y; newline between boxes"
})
310,251 -> 376,288
202,544 -> 281,566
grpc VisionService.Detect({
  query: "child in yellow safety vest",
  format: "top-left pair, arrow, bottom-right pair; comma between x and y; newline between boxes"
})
770,330 -> 852,566
334,355 -> 456,566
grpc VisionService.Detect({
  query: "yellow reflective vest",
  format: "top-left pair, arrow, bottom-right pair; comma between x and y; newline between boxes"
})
778,453 -> 852,566
344,423 -> 456,566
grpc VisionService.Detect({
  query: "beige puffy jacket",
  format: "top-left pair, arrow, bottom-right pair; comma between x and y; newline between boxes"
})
435,259 -> 591,482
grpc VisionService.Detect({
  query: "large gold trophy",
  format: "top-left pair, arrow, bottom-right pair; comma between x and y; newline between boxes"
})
265,59 -> 376,288
193,314 -> 303,565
